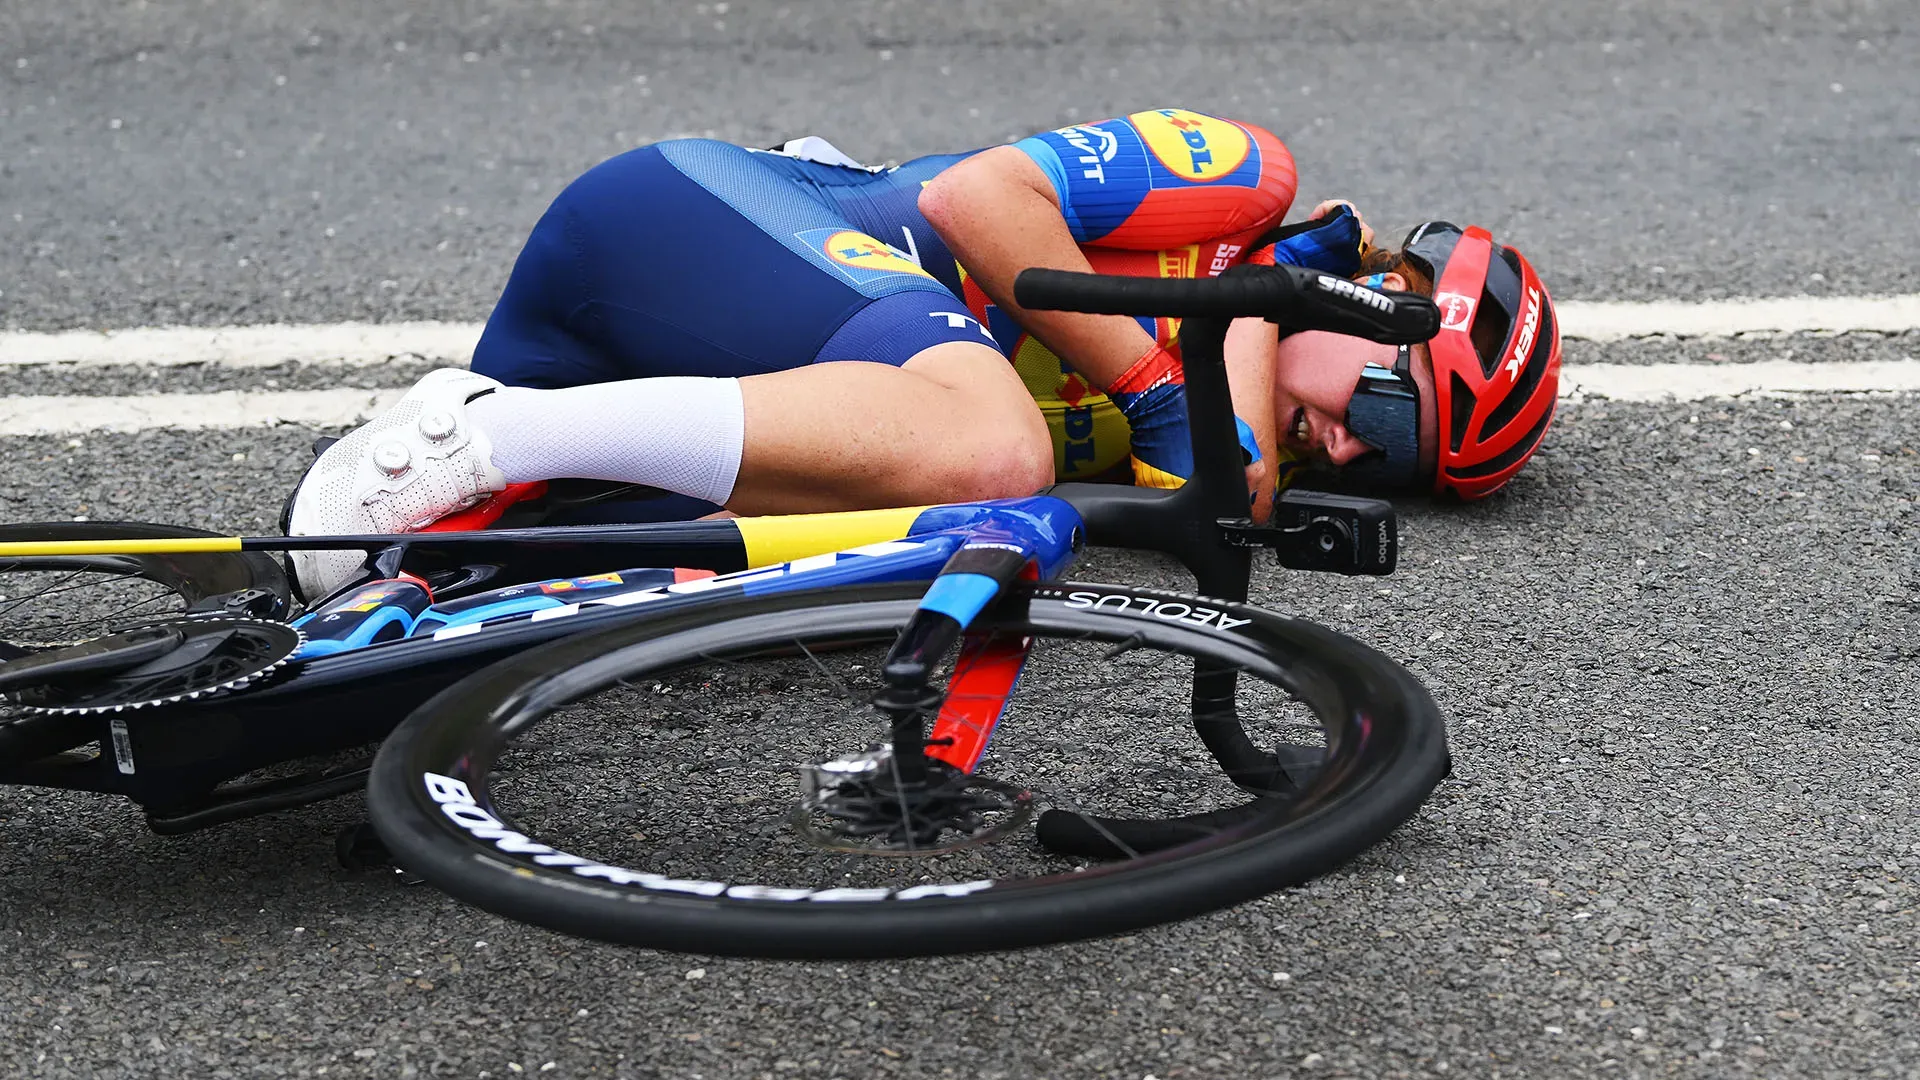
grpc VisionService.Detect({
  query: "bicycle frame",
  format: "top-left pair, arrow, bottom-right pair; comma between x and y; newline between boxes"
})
0,267 -> 1427,833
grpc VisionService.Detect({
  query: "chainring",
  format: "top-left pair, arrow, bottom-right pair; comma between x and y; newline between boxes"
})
5,616 -> 305,715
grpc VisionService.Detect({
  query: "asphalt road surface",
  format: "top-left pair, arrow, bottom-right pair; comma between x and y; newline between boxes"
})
3,2 -> 1918,1077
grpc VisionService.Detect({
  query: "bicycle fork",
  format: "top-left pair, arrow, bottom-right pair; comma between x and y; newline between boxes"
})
872,528 -> 1061,787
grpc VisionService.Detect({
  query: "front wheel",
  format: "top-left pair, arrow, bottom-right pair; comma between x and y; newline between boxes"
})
366,581 -> 1449,959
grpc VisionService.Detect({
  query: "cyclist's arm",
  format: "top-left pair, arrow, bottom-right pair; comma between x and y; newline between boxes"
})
921,111 -> 1300,387
1225,316 -> 1281,521
919,146 -> 1151,389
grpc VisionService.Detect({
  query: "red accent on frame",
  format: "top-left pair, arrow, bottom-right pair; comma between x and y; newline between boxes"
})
926,632 -> 1033,773
395,571 -> 435,600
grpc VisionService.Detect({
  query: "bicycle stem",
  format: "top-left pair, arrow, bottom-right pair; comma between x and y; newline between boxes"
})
1051,311 -> 1254,604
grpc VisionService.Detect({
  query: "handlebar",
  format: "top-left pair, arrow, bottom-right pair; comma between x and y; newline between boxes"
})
1013,263 -> 1440,344
1015,262 -> 1436,604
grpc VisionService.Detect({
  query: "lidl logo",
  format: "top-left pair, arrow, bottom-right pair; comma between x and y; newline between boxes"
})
798,228 -> 935,285
337,587 -> 398,613
539,572 -> 626,595
1130,109 -> 1250,182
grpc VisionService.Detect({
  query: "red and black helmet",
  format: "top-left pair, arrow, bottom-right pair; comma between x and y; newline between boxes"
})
1400,222 -> 1562,499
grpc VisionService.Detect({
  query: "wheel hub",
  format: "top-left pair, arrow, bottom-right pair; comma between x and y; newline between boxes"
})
794,747 -> 1033,853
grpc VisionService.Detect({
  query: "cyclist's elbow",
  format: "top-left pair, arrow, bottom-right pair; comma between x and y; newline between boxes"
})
920,147 -> 1047,237
918,169 -> 966,236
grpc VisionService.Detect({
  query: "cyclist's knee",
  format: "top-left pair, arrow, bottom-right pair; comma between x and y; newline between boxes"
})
975,421 -> 1056,499
937,398 -> 1054,501
901,339 -> 1053,497
917,441 -> 1051,503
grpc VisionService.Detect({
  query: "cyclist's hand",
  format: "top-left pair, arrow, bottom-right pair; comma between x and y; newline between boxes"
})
1249,203 -> 1369,278
1307,200 -> 1375,257
1129,414 -> 1263,490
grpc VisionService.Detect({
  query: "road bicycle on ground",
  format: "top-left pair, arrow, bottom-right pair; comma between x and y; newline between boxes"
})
0,264 -> 1450,958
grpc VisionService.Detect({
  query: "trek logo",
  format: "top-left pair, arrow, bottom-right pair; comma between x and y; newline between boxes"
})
1505,287 -> 1543,380
1317,274 -> 1394,313
1055,124 -> 1121,184
421,772 -> 994,902
1063,591 -> 1251,632
1435,291 -> 1477,332
929,311 -> 997,342
1131,109 -> 1251,182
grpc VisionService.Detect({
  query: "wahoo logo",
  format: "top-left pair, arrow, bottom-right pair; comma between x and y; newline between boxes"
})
1505,287 -> 1543,380
1055,124 -> 1120,183
1316,274 -> 1394,313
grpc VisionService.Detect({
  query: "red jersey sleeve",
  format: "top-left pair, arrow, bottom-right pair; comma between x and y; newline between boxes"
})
1011,108 -> 1298,250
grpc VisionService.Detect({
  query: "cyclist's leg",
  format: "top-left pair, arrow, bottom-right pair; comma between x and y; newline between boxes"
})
728,338 -> 1045,513
468,138 -> 1047,512
287,141 -> 1046,595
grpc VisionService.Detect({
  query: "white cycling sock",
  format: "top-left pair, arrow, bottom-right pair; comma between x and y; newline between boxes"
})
467,377 -> 746,506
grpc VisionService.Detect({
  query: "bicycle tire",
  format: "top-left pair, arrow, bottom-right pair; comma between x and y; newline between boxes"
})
367,580 -> 1449,959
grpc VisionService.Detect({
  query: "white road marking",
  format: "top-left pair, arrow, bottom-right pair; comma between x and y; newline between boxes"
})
4,361 -> 1917,435
0,389 -> 406,436
3,296 -> 1919,435
1558,294 -> 1920,342
1560,360 -> 1920,403
1,294 -> 1916,369
0,322 -> 481,368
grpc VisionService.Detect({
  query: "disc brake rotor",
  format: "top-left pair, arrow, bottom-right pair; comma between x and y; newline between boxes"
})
793,749 -> 1035,855
3,616 -> 304,715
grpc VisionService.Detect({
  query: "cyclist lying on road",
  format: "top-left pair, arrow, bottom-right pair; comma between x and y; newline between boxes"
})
285,109 -> 1563,600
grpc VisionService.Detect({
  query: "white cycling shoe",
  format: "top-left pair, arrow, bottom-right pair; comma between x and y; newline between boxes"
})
285,368 -> 508,601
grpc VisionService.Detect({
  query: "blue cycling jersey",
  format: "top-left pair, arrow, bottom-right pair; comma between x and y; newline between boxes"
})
471,112 -> 1312,490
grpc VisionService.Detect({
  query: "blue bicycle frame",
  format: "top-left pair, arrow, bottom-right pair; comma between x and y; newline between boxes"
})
288,496 -> 1083,777
294,498 -> 1081,656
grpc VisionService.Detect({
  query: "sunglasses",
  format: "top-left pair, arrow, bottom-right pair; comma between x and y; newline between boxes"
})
1340,343 -> 1422,490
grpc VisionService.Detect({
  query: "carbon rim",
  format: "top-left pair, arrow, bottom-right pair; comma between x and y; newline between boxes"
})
370,582 -> 1447,957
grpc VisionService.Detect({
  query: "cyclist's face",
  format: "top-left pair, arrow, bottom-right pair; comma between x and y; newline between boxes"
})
1270,274 -> 1439,472
1272,333 -> 1397,465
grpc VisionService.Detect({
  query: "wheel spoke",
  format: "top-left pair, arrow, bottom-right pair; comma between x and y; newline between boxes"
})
0,570 -> 186,645
475,611 -> 1309,885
